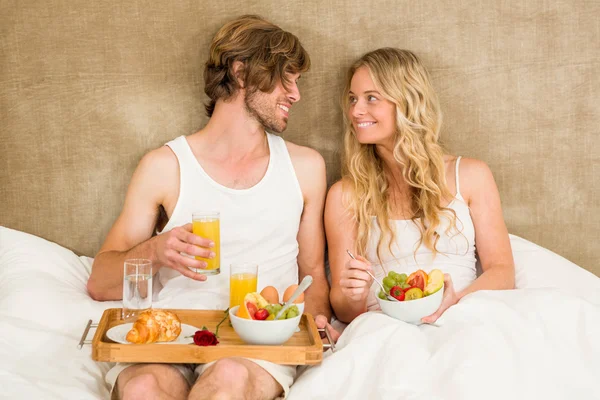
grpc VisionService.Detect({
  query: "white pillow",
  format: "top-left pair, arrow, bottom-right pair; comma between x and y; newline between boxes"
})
0,227 -> 114,399
0,226 -> 119,329
509,234 -> 600,304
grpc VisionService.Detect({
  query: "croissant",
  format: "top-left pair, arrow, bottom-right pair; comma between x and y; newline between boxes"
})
125,310 -> 182,344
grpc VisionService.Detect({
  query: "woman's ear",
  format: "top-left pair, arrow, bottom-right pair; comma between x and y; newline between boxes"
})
231,60 -> 245,88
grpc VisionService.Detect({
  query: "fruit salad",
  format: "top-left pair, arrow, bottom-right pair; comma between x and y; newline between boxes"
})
378,269 -> 444,302
237,292 -> 300,321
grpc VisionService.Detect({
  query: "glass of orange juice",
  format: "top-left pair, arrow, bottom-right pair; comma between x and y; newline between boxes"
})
192,212 -> 220,275
230,263 -> 258,308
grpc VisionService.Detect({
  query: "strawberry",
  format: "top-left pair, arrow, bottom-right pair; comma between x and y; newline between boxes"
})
390,286 -> 405,301
254,308 -> 269,320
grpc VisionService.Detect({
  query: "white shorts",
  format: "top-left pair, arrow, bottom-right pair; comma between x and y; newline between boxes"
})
105,359 -> 297,399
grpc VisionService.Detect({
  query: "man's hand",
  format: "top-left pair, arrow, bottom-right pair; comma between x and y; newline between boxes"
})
314,314 -> 341,345
154,223 -> 215,281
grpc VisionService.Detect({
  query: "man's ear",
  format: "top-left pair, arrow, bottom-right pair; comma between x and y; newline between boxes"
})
231,60 -> 245,88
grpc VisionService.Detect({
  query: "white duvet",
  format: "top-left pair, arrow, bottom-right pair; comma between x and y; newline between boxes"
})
1,226 -> 599,399
290,289 -> 600,400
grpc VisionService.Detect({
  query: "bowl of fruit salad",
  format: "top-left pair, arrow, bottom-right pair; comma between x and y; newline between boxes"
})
229,292 -> 302,345
376,269 -> 445,325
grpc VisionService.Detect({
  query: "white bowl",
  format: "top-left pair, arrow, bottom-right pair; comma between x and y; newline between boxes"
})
229,306 -> 302,345
377,287 -> 444,325
294,302 -> 305,315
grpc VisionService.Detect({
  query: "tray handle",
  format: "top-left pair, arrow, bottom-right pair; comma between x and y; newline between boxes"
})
78,319 -> 98,349
317,327 -> 336,352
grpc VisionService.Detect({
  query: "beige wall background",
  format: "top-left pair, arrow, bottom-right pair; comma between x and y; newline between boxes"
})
1,0 -> 598,275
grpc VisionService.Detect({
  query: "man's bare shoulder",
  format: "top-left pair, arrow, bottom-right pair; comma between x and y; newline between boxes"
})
284,140 -> 326,202
133,144 -> 179,190
284,140 -> 325,172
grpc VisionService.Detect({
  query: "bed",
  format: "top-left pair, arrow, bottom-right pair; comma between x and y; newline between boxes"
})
1,1 -> 599,399
1,227 -> 599,399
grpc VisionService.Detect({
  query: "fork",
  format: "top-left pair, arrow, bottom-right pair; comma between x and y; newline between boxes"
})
346,250 -> 400,302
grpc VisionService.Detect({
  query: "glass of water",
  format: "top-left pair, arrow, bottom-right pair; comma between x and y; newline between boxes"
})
122,259 -> 153,321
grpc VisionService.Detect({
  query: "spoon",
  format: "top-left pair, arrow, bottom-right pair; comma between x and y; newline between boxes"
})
275,275 -> 313,320
346,249 -> 400,303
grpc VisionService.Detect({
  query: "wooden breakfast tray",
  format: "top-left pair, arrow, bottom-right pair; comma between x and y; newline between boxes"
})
91,308 -> 324,365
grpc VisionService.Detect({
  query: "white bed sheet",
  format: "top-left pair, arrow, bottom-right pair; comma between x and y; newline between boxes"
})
1,226 -> 599,399
290,289 -> 600,400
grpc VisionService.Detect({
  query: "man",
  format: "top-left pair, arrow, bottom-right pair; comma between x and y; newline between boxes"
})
87,15 -> 337,400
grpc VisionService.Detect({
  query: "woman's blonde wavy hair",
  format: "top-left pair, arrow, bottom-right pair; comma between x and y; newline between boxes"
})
341,48 -> 458,266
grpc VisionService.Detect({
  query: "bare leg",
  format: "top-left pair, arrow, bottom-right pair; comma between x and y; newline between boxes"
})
188,358 -> 283,400
116,364 -> 190,400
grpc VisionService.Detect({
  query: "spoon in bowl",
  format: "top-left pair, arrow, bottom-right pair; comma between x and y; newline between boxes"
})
346,249 -> 400,303
275,275 -> 313,320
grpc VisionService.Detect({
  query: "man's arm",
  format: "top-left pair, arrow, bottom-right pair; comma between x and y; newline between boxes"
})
287,143 -> 332,321
87,147 -> 211,301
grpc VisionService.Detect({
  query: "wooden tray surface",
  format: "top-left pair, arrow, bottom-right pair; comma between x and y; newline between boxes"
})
92,308 -> 323,365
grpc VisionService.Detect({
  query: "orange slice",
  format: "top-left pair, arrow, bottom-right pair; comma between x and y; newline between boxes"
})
407,270 -> 429,291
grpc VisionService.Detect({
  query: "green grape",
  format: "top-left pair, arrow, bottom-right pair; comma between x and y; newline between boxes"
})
400,282 -> 411,290
388,271 -> 399,280
383,283 -> 392,293
285,305 -> 299,319
265,305 -> 277,315
382,276 -> 396,288
398,273 -> 408,282
378,290 -> 387,300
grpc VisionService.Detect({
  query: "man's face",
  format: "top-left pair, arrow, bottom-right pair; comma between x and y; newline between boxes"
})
244,72 -> 301,133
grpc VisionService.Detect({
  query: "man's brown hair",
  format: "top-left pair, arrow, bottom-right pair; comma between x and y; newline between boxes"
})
204,15 -> 310,116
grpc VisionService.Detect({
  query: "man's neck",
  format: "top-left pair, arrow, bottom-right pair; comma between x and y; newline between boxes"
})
193,96 -> 269,160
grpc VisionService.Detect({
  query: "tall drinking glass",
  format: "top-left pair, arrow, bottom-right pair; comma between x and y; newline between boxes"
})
192,212 -> 221,275
122,259 -> 153,321
230,263 -> 258,309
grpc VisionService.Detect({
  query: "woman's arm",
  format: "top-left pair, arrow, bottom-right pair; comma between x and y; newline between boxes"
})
325,181 -> 373,324
460,158 -> 515,298
422,158 -> 515,324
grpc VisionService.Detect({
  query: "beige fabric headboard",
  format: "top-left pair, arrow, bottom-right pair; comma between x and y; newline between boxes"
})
1,1 -> 598,276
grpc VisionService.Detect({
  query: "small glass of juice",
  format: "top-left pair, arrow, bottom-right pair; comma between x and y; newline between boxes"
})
230,263 -> 258,309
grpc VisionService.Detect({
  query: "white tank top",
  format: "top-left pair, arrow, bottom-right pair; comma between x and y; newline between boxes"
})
155,133 -> 303,309
366,156 -> 477,311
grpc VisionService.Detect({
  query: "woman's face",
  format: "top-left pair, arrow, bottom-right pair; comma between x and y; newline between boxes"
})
348,66 -> 397,146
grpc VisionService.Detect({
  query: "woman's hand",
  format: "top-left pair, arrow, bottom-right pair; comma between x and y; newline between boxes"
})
339,255 -> 374,303
421,273 -> 459,324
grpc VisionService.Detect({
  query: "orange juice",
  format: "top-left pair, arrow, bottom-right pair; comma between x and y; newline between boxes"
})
192,216 -> 220,275
230,272 -> 258,308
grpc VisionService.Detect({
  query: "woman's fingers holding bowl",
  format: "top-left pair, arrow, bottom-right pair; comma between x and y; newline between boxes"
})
421,274 -> 458,324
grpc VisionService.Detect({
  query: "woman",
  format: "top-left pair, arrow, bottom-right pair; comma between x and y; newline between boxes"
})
326,48 -> 515,325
